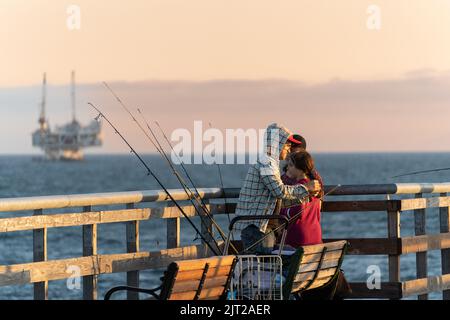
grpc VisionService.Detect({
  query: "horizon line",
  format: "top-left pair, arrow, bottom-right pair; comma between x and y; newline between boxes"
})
3,69 -> 450,90
4,150 -> 450,156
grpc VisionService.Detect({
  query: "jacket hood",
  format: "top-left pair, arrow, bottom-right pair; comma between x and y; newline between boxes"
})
264,123 -> 292,161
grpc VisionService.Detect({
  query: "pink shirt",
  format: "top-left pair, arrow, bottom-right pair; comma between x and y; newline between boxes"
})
280,175 -> 323,247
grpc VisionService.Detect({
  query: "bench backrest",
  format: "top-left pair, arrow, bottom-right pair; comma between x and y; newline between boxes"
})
159,255 -> 237,300
283,240 -> 348,298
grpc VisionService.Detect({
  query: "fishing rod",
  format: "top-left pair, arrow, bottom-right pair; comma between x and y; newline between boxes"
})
141,112 -> 238,252
102,82 -> 234,252
137,109 -> 197,195
103,82 -> 202,204
391,167 -> 450,179
241,184 -> 342,254
103,83 -> 219,233
87,102 -> 220,255
153,120 -> 218,208
136,109 -> 192,188
207,122 -> 232,228
152,121 -> 234,235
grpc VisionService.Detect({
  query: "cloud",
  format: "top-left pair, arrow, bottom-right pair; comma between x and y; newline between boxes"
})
1,73 -> 450,154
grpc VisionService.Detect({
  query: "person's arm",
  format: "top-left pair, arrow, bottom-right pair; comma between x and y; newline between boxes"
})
260,169 -> 309,200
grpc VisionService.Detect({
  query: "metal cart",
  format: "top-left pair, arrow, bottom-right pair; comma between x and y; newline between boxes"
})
223,215 -> 289,300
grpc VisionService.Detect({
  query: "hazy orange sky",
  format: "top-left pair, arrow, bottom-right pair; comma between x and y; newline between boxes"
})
2,0 -> 450,86
1,1 -> 450,154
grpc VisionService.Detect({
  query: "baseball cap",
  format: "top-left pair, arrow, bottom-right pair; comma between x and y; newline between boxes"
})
288,134 -> 307,149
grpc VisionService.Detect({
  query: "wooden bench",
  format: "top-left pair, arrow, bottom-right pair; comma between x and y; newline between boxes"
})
104,255 -> 237,300
282,240 -> 349,299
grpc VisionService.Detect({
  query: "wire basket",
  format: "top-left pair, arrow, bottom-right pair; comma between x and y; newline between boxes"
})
228,254 -> 284,300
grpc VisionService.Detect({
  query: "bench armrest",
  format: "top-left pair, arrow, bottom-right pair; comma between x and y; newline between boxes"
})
104,285 -> 162,300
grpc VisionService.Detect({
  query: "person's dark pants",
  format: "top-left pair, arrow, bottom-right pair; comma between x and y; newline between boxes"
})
240,224 -> 275,255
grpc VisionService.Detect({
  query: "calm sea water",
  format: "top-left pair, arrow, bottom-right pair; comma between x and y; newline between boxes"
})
1,153 -> 450,300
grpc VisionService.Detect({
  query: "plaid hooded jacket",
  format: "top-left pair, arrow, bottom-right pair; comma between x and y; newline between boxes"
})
234,123 -> 310,233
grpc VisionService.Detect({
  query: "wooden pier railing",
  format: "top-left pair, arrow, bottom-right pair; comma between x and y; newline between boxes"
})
0,183 -> 450,300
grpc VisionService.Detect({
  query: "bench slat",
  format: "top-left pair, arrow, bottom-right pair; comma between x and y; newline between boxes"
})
308,276 -> 335,290
291,270 -> 337,292
298,259 -> 339,273
176,256 -> 235,271
169,286 -> 225,300
301,241 -> 347,255
172,276 -> 229,293
301,250 -> 343,264
176,267 -> 232,281
291,283 -> 308,292
294,267 -> 338,283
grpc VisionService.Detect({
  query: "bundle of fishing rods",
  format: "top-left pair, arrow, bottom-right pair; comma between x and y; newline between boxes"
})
89,83 -> 339,256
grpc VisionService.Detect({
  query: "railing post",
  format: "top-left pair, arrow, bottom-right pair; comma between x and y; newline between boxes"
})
387,207 -> 401,300
440,192 -> 450,300
167,217 -> 180,249
126,203 -> 139,300
82,205 -> 97,300
33,209 -> 48,300
414,193 -> 428,300
200,202 -> 214,257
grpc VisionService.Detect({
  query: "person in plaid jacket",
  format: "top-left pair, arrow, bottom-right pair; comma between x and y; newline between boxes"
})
235,123 -> 321,254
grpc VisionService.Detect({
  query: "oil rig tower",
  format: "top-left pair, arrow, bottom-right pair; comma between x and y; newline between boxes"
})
32,72 -> 102,160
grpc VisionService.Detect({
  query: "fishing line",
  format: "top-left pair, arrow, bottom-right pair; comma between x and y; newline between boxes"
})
88,102 -> 220,255
102,82 -> 225,250
391,167 -> 450,179
138,110 -> 237,252
207,122 -> 234,241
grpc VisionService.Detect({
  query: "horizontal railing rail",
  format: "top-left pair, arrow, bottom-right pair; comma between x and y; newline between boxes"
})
2,182 -> 450,212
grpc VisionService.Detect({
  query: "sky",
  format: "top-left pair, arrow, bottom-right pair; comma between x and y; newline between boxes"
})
1,1 -> 450,154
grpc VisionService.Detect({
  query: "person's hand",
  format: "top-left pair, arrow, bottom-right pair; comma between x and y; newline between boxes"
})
305,180 -> 321,196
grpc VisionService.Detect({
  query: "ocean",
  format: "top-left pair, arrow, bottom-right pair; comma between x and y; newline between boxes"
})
1,153 -> 450,300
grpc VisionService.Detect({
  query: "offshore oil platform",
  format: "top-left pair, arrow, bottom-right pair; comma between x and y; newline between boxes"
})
32,72 -> 102,161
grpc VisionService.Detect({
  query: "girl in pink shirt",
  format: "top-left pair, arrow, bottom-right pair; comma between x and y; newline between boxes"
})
280,151 -> 324,247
